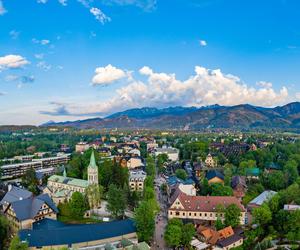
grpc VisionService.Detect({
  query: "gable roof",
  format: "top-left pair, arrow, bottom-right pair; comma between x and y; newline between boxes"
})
48,175 -> 89,188
249,190 -> 277,206
205,170 -> 224,181
231,176 -> 246,189
6,193 -> 58,221
170,189 -> 245,212
0,186 -> 32,206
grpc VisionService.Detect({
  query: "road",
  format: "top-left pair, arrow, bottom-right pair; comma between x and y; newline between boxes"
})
153,173 -> 168,250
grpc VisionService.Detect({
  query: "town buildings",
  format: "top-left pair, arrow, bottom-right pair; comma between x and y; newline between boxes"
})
0,186 -> 58,230
155,147 -> 179,161
168,189 -> 246,225
45,151 -> 98,204
129,170 -> 147,192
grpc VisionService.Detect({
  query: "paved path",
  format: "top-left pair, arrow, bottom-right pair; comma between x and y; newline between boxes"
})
153,173 -> 168,250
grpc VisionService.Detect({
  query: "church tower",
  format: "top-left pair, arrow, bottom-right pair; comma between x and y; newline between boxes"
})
88,150 -> 98,185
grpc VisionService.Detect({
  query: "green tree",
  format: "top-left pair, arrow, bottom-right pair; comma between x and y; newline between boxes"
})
85,184 -> 103,209
181,223 -> 195,247
175,169 -> 187,181
211,183 -> 233,196
215,216 -> 224,230
9,236 -> 28,250
106,184 -> 127,218
164,219 -> 183,248
134,200 -> 155,242
69,192 -> 88,218
200,178 -> 211,195
143,186 -> 155,201
283,160 -> 299,185
224,204 -> 241,227
21,168 -> 39,195
253,204 -> 272,226
0,215 -> 10,250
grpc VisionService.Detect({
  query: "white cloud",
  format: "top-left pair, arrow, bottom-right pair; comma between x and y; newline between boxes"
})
58,0 -> 67,6
0,55 -> 29,70
90,7 -> 111,24
101,0 -> 157,11
0,0 -> 7,15
92,64 -> 130,85
37,61 -> 52,71
296,92 -> 300,100
257,81 -> 273,88
34,53 -> 44,60
9,30 -> 20,39
32,38 -> 50,45
55,65 -> 289,116
199,40 -> 207,46
37,0 -> 48,3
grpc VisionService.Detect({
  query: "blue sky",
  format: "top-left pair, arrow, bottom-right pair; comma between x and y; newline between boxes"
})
0,0 -> 300,125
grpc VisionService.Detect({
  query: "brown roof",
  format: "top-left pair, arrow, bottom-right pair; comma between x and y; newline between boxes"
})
170,189 -> 245,212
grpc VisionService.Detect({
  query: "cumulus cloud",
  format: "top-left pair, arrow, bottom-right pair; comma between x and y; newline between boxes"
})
0,0 -> 7,15
257,81 -> 273,88
43,65 -> 290,117
0,55 -> 29,70
92,64 -> 130,85
90,7 -> 111,24
199,40 -> 207,46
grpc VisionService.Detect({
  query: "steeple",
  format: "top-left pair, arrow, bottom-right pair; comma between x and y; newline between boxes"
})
88,150 -> 98,185
88,150 -> 97,169
63,167 -> 67,178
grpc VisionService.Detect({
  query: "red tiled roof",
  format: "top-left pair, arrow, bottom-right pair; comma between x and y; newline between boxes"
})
170,189 -> 245,212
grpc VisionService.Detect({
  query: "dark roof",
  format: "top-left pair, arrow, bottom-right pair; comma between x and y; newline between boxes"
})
7,193 -> 58,221
217,234 -> 242,247
205,170 -> 224,181
0,186 -> 32,205
19,219 -> 136,247
231,176 -> 246,189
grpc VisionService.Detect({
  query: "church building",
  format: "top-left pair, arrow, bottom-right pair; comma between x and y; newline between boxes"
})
44,151 -> 99,204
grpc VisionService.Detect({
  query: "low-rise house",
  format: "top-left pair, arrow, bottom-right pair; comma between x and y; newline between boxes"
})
127,157 -> 144,169
193,162 -> 204,178
248,190 -> 277,210
205,154 -> 216,168
206,170 -> 224,184
129,170 -> 147,192
231,176 -> 247,199
168,189 -> 246,225
19,218 -> 137,249
0,186 -> 58,230
75,141 -> 90,153
197,226 -> 243,250
155,147 -> 179,162
284,204 -> 300,211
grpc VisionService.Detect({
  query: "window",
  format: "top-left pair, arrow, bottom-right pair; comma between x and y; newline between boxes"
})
183,213 -> 185,216
204,213 -> 207,217
189,213 -> 191,216
194,213 -> 196,216
176,212 -> 180,216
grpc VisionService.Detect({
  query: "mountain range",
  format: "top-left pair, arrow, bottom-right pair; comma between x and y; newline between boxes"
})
42,102 -> 300,130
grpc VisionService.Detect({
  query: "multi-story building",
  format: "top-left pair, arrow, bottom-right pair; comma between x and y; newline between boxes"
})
155,147 -> 179,161
205,154 -> 216,168
168,189 -> 246,225
0,186 -> 58,230
0,153 -> 70,179
75,141 -> 90,153
129,170 -> 147,192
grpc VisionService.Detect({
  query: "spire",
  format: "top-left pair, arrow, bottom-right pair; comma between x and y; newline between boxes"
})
88,150 -> 97,169
63,167 -> 67,177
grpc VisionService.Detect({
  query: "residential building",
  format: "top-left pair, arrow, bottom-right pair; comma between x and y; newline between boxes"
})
19,218 -> 137,249
231,176 -> 247,199
0,153 -> 70,179
155,147 -> 179,161
75,141 -> 90,153
127,157 -> 144,169
0,186 -> 58,230
168,189 -> 246,225
248,190 -> 277,210
205,154 -> 216,168
284,204 -> 300,211
205,170 -> 224,184
129,170 -> 147,191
